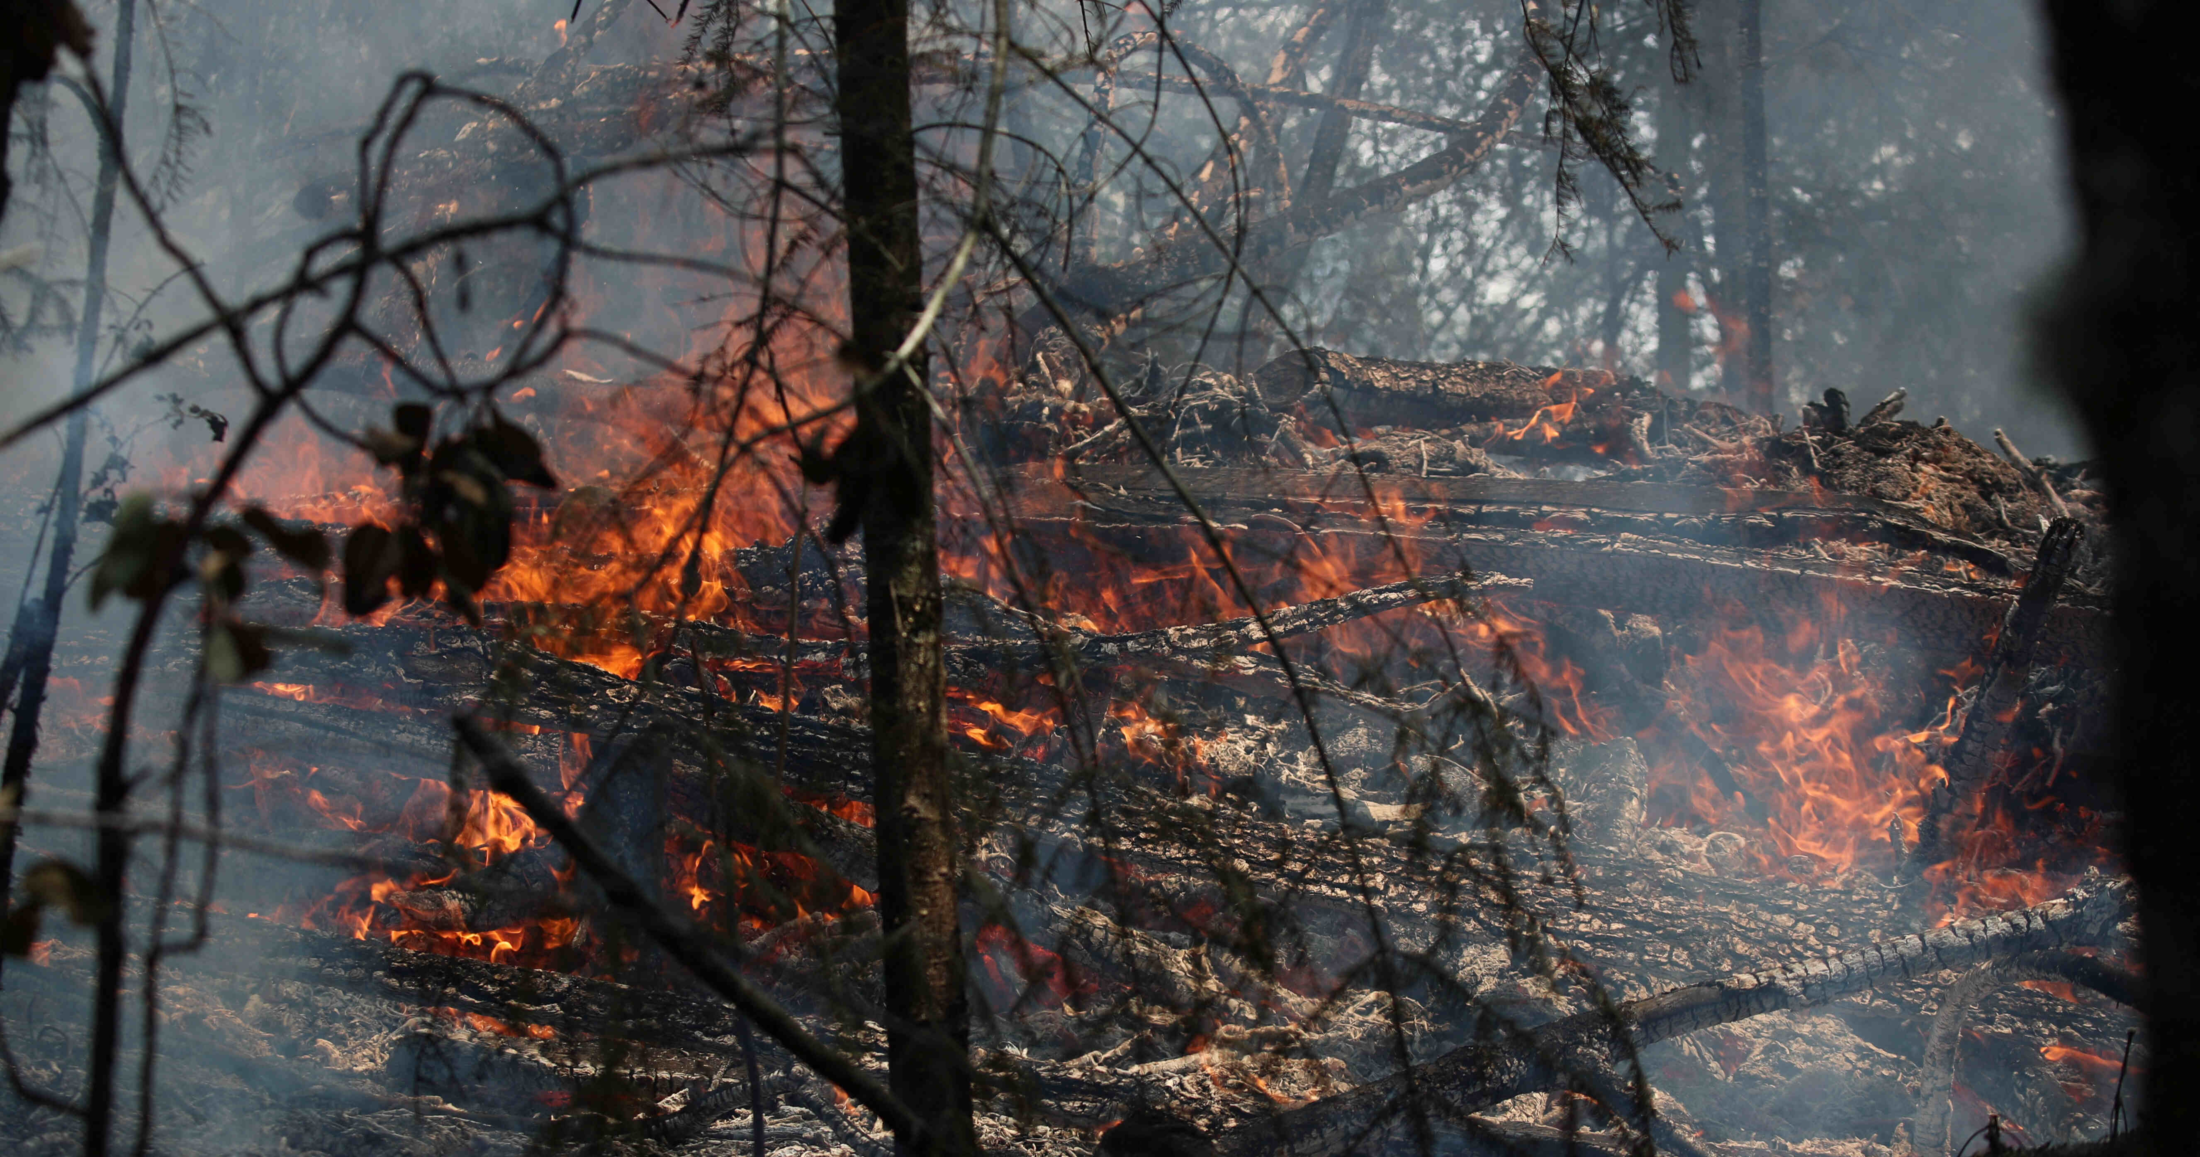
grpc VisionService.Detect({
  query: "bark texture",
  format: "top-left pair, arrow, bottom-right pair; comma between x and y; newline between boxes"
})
835,0 -> 974,1143
1215,878 -> 2131,1157
1907,517 -> 2085,874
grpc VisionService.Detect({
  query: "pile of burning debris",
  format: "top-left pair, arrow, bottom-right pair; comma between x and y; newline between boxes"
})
2,338 -> 2131,1157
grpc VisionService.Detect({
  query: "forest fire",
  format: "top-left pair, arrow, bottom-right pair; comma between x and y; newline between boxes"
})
0,0 -> 2146,1154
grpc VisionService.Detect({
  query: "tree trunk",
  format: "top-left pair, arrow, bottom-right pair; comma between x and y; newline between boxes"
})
1688,0 -> 1747,401
0,1 -> 138,1149
1654,77 -> 1692,391
1737,0 -> 1775,414
833,0 -> 975,1147
1295,0 -> 1385,206
2036,1 -> 2200,1147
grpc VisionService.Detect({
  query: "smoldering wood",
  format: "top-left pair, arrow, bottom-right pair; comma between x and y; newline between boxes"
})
1212,878 -> 2132,1157
1249,348 -> 1656,427
1907,518 -> 2087,875
1054,461 -> 2027,575
1006,466 -> 2105,669
12,380 -> 2123,1157
1995,428 -> 2075,522
1913,951 -> 2139,1157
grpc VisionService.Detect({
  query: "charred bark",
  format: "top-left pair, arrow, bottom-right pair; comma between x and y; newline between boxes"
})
835,0 -> 974,1141
1912,951 -> 2139,1157
1906,518 -> 2085,876
1213,878 -> 2131,1157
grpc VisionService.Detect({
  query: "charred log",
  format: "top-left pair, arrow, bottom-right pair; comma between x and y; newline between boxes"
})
1912,951 -> 2139,1157
1907,518 -> 2087,876
1210,877 -> 2132,1157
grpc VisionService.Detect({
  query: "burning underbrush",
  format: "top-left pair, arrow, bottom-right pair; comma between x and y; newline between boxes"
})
0,313 -> 2136,1157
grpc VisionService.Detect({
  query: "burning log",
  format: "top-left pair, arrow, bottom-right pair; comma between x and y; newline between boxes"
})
1248,348 -> 1659,431
1057,462 -> 2024,574
1907,518 -> 2088,876
1209,876 -> 2131,1157
1019,464 -> 2105,668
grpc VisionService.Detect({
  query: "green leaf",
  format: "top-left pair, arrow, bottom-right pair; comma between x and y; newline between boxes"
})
206,620 -> 272,682
203,525 -> 252,559
242,506 -> 331,571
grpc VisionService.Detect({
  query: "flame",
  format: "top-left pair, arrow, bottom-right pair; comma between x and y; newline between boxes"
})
2041,1042 -> 2133,1108
1640,601 -> 2111,916
975,922 -> 1083,1009
1491,383 -> 1582,446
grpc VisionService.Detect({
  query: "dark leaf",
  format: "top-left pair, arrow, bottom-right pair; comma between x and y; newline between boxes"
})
242,506 -> 332,571
201,550 -> 246,604
89,493 -> 154,610
203,525 -> 253,559
397,525 -> 439,600
89,493 -> 182,610
796,434 -> 837,484
444,581 -> 483,628
425,444 -> 513,592
475,415 -> 557,488
0,907 -> 40,957
392,403 -> 433,443
363,426 -> 423,467
124,522 -> 187,601
23,859 -> 110,925
341,523 -> 401,616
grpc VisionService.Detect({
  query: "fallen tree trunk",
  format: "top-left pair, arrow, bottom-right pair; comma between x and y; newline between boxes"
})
1249,348 -> 1654,427
1055,462 -> 2027,575
1214,877 -> 2133,1157
1005,464 -> 2107,669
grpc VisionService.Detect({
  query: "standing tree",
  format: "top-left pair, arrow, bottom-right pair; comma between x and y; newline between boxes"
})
830,0 -> 976,1144
2039,0 -> 2200,1147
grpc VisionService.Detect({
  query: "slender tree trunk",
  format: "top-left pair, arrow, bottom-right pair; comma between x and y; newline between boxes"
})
1690,0 -> 1747,401
1296,0 -> 1385,205
833,0 -> 974,1150
1654,80 -> 1693,392
2036,1 -> 2200,1146
1256,0 -> 1384,349
1737,0 -> 1774,413
61,6 -> 140,1156
0,0 -> 133,1007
